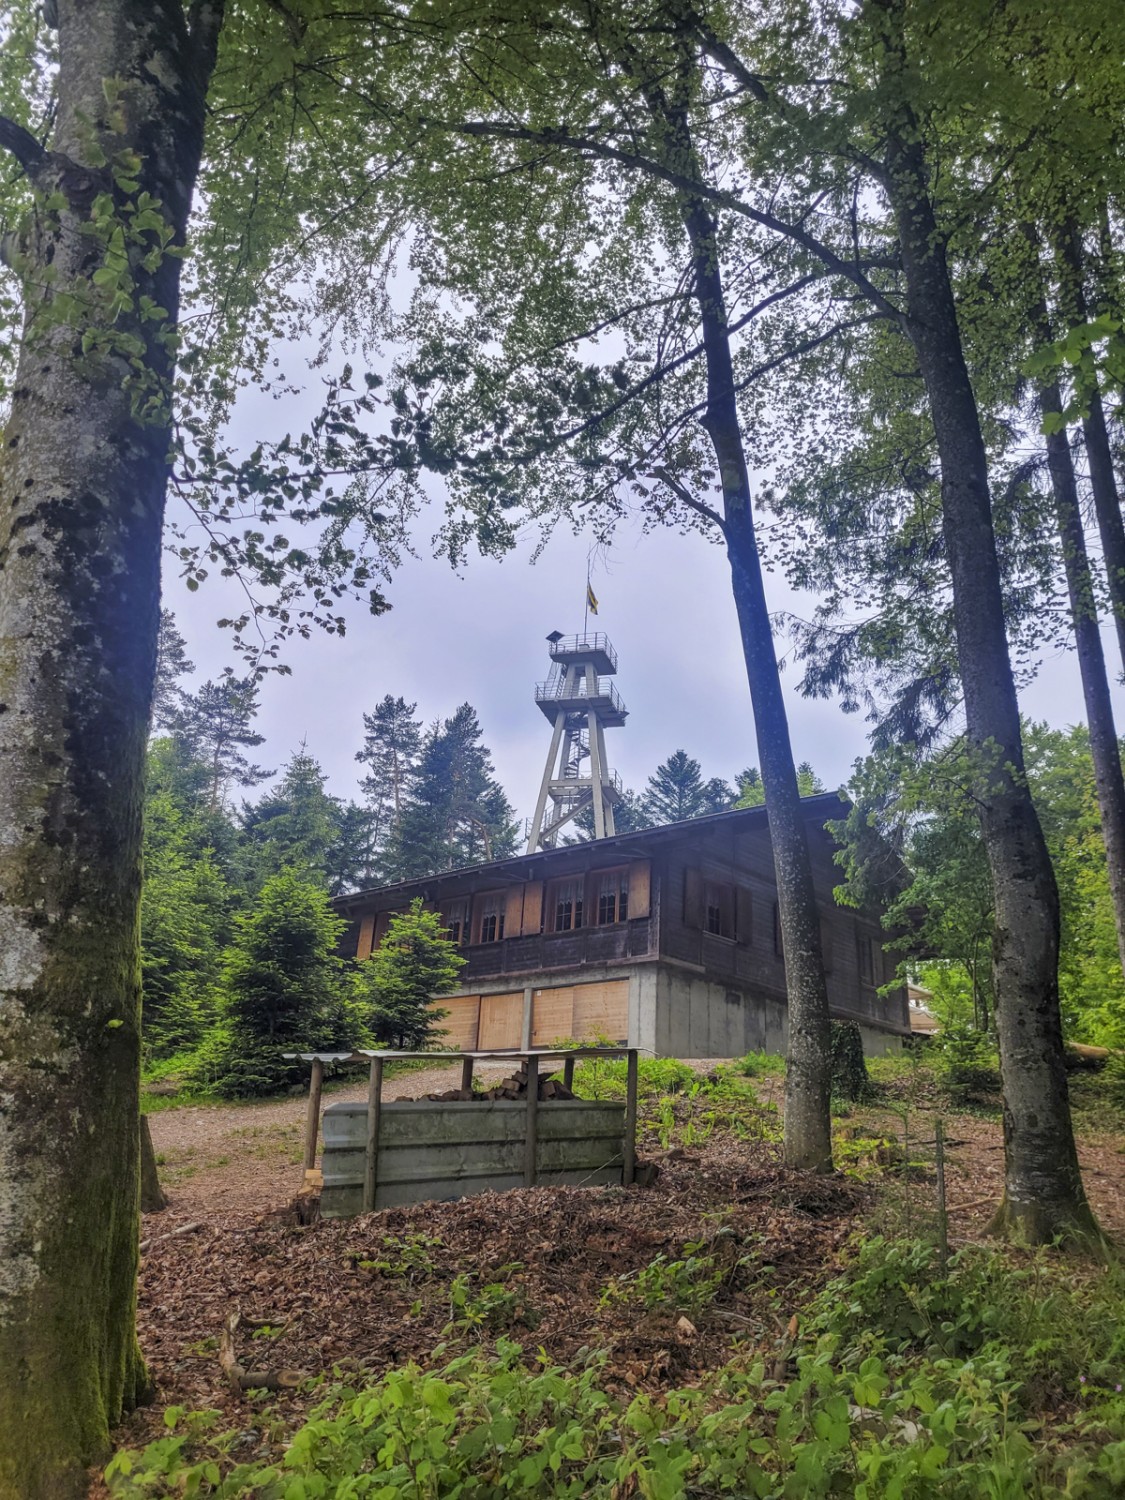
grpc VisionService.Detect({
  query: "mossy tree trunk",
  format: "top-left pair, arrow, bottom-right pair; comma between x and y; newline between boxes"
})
870,0 -> 1096,1245
0,4 -> 222,1495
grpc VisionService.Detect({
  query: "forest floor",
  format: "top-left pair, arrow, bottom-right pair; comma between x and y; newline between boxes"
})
97,1058 -> 1125,1495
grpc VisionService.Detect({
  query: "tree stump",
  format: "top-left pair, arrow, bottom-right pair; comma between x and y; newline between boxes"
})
140,1115 -> 168,1213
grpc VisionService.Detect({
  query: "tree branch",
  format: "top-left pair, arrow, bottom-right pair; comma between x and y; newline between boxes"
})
648,466 -> 727,534
0,114 -> 46,175
432,117 -> 906,325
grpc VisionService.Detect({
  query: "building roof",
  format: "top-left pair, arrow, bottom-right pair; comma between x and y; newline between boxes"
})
333,792 -> 851,913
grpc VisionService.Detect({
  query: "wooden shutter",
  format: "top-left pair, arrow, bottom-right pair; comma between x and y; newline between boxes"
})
531,986 -> 574,1047
478,992 -> 523,1049
434,995 -> 480,1050
355,913 -> 375,961
521,880 -> 544,935
373,911 -> 395,951
683,867 -> 703,928
504,885 -> 524,939
736,888 -> 753,947
572,980 -> 629,1043
627,860 -> 651,919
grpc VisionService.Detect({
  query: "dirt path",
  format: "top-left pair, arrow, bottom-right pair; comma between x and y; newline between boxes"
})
146,1062 -> 516,1218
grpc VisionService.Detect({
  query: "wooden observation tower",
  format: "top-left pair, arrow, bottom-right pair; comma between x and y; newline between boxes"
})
526,631 -> 628,853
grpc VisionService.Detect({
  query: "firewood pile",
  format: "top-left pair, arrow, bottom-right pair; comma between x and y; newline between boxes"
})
395,1062 -> 578,1104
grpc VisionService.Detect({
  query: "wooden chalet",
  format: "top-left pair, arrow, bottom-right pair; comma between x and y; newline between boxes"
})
334,795 -> 910,1058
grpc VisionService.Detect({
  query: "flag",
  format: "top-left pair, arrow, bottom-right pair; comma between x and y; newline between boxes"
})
586,581 -> 599,615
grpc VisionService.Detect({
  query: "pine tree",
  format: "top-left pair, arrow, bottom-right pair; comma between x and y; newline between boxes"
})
209,870 -> 353,1098
354,898 -> 466,1048
175,674 -> 273,809
735,762 -> 824,808
355,695 -> 422,872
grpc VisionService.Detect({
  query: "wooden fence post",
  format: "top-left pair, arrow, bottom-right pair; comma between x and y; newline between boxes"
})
935,1116 -> 949,1268
363,1056 -> 384,1213
303,1057 -> 325,1175
523,1054 -> 539,1187
461,1055 -> 475,1094
623,1049 -> 638,1185
563,1056 -> 575,1091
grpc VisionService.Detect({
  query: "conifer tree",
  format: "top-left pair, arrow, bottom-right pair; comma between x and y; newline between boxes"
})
354,897 -> 466,1048
355,694 -> 423,871
644,750 -> 729,824
391,704 -> 518,878
151,609 -> 195,736
210,870 -> 353,1098
242,746 -> 340,882
176,674 -> 273,809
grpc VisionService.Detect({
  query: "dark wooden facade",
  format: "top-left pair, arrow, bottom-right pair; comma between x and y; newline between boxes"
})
334,796 -> 910,1052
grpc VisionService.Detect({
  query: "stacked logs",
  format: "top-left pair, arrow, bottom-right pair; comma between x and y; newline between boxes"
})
396,1062 -> 577,1105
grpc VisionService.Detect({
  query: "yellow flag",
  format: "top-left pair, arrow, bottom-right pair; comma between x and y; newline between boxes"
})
586,581 -> 599,615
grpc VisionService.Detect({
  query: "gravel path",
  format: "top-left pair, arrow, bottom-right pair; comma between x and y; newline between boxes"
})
146,1062 -> 514,1219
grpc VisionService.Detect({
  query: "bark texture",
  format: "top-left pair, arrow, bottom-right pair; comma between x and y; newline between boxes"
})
636,41 -> 832,1171
0,4 -> 221,1494
140,1116 -> 168,1214
871,0 -> 1095,1242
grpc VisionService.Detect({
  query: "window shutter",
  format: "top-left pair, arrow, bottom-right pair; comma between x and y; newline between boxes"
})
684,867 -> 703,928
504,884 -> 524,938
521,881 -> 544,935
373,911 -> 395,951
355,913 -> 375,961
627,860 -> 651,919
736,887 -> 753,946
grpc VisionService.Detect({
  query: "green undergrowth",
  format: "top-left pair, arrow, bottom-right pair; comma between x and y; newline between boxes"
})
572,1054 -> 785,1149
106,1236 -> 1125,1498
140,1052 -> 434,1113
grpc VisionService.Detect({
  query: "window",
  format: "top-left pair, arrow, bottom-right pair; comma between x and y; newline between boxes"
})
704,879 -> 734,938
441,898 -> 470,946
477,892 -> 506,944
595,867 -> 629,925
551,877 -> 584,932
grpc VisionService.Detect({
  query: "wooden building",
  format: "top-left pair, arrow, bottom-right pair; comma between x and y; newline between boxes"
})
335,795 -> 910,1058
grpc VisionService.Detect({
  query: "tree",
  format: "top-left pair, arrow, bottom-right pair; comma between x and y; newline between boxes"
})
176,674 -> 273,810
0,4 -> 224,1490
355,694 -> 422,873
326,801 -> 380,896
209,870 -> 353,1098
644,750 -> 727,823
151,609 -> 195,734
736,762 -> 823,808
242,746 -> 340,882
391,704 -> 518,879
354,897 -> 466,1049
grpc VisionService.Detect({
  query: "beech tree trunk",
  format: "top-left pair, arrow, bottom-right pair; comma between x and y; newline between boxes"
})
1054,225 -> 1125,678
1032,287 -> 1125,983
640,56 -> 832,1171
140,1116 -> 169,1214
0,4 -> 221,1496
873,0 -> 1095,1242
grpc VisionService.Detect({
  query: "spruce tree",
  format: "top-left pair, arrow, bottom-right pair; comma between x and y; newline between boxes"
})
151,609 -> 195,736
391,704 -> 518,878
210,870 -> 353,1098
354,898 -> 466,1049
644,750 -> 727,824
242,746 -> 341,882
355,694 -> 422,873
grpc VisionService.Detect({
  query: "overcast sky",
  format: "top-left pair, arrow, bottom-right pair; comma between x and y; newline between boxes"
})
164,465 -> 1103,832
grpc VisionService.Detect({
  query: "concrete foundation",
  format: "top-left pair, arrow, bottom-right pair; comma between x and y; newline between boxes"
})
320,1097 -> 627,1218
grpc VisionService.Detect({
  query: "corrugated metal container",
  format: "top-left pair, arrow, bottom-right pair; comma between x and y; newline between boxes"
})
320,1098 -> 626,1218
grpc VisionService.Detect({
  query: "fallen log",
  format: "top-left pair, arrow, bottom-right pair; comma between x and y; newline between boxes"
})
219,1311 -> 304,1394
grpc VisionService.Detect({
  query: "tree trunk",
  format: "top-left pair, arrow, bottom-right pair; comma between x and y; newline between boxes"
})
646,71 -> 832,1170
0,4 -> 221,1495
872,0 -> 1095,1243
1054,224 -> 1125,677
1032,284 -> 1125,983
140,1116 -> 168,1214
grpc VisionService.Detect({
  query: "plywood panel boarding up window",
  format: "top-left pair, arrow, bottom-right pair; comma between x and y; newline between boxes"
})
355,913 -> 375,961
531,986 -> 574,1047
572,979 -> 629,1043
478,991 -> 524,1049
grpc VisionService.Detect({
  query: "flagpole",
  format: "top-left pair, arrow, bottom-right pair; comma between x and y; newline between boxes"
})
584,570 -> 589,633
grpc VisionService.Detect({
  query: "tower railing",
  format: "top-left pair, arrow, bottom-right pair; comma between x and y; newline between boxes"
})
535,677 -> 626,716
547,633 -> 618,672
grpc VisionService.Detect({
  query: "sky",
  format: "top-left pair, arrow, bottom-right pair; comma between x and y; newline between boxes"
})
164,476 -> 1104,834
